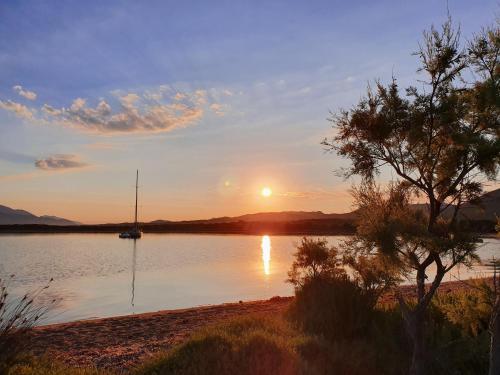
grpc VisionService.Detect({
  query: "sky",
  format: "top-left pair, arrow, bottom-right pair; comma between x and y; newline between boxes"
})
0,0 -> 498,224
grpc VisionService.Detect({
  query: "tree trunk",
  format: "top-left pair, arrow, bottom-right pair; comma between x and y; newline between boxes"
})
489,297 -> 500,375
406,311 -> 426,375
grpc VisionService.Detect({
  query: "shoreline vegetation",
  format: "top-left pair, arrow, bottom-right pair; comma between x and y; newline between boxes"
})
0,220 -> 357,235
25,278 -> 487,372
0,217 -> 496,235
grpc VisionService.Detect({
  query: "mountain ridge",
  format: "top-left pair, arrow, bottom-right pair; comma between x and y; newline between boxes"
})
0,205 -> 80,225
1,188 -> 498,227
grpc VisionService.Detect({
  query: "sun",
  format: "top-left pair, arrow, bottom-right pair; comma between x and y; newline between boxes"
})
261,187 -> 272,197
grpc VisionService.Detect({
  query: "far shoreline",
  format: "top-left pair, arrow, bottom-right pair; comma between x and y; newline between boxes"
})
0,219 -> 358,236
0,219 -> 496,236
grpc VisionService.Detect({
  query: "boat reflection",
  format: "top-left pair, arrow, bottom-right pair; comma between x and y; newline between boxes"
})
131,239 -> 137,308
261,235 -> 271,275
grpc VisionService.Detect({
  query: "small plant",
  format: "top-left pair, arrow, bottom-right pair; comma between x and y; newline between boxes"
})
0,275 -> 56,373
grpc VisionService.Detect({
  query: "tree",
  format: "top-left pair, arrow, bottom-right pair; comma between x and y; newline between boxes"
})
287,237 -> 344,288
323,18 -> 499,375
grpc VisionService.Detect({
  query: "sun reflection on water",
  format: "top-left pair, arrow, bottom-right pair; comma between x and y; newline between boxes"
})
261,235 -> 271,275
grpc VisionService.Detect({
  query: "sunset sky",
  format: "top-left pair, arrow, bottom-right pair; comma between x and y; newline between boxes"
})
0,1 -> 497,224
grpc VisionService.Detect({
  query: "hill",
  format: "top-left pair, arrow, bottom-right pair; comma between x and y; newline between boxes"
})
457,188 -> 500,221
151,210 -> 357,225
0,188 -> 497,234
0,205 -> 80,225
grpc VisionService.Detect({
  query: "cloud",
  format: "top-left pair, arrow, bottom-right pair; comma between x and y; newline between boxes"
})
0,100 -> 35,120
173,92 -> 187,101
41,89 -> 210,134
35,154 -> 88,170
209,103 -> 225,116
84,142 -> 118,150
0,86 -> 232,135
13,85 -> 37,100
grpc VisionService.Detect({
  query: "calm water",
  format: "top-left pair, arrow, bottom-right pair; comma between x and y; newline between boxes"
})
0,233 -> 499,325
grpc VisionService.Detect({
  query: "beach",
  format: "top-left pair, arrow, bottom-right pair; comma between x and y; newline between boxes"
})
28,278 -> 486,372
29,297 -> 293,371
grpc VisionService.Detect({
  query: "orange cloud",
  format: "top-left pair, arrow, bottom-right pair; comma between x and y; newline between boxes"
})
13,85 -> 37,100
35,154 -> 88,170
0,100 -> 35,120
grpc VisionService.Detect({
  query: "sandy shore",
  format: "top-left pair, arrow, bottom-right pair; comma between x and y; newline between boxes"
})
29,297 -> 292,372
28,278 -> 486,373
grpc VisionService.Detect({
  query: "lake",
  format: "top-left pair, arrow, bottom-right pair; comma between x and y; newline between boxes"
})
0,233 -> 499,324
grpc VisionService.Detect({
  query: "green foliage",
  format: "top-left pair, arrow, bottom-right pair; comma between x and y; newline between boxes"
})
133,315 -> 304,375
287,237 -> 344,287
134,313 -> 406,375
9,290 -> 486,375
134,298 -> 492,375
288,276 -> 376,342
424,288 -> 491,374
433,284 -> 491,336
297,337 -> 379,375
322,25 -> 499,369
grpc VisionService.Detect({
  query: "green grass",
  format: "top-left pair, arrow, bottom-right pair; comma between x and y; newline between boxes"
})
133,315 -> 305,375
132,313 -> 389,375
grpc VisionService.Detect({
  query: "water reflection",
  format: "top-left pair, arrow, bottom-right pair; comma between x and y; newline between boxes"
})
482,257 -> 500,274
131,239 -> 137,308
261,235 -> 271,275
2,234 -> 497,325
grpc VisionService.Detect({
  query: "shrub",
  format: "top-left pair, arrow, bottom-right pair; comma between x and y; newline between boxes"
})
298,337 -> 379,375
134,315 -> 303,375
134,314 -> 403,375
433,285 -> 491,337
287,238 -> 344,288
424,287 -> 491,374
288,275 -> 376,341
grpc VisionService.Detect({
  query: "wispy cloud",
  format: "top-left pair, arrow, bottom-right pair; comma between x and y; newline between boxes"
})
209,103 -> 225,116
0,86 -> 227,135
13,85 -> 37,100
42,94 -> 204,134
84,142 -> 118,150
0,100 -> 35,120
35,154 -> 88,170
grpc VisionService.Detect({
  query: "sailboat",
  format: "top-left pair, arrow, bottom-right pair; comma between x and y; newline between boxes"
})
119,170 -> 142,239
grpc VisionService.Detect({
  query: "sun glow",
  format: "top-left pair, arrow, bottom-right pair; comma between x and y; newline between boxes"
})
261,187 -> 272,197
261,235 -> 271,275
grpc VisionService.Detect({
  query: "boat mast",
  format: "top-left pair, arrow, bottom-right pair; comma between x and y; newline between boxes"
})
134,169 -> 139,231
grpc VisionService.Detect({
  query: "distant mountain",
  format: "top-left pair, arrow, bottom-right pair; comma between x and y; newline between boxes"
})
412,188 -> 500,221
0,205 -> 80,225
151,210 -> 357,225
455,188 -> 500,221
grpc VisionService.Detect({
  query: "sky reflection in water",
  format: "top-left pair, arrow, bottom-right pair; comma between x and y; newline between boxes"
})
0,233 -> 498,324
